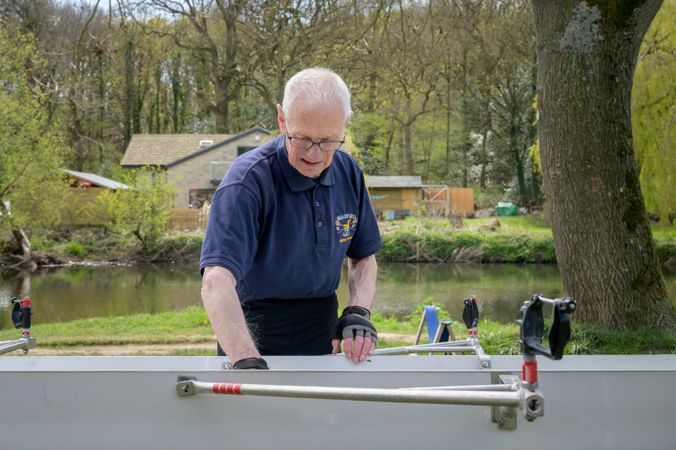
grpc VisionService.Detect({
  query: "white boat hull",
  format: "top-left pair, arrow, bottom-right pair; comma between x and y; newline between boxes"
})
1,355 -> 675,450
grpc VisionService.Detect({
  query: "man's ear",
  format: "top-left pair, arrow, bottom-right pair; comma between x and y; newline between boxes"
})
277,104 -> 286,134
344,110 -> 353,129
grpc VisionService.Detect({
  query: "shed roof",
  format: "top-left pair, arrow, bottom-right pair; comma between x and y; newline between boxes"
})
367,176 -> 423,188
120,127 -> 270,168
63,170 -> 129,190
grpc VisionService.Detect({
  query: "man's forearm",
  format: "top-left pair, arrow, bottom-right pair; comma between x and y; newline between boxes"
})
347,254 -> 378,310
201,266 -> 260,362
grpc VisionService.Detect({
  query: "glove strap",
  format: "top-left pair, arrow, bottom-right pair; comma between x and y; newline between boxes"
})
342,306 -> 371,319
232,357 -> 269,370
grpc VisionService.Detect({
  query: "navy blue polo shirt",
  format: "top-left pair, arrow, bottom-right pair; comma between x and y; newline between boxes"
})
200,135 -> 382,302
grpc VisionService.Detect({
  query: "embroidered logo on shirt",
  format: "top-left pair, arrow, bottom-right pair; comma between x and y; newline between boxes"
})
335,213 -> 358,243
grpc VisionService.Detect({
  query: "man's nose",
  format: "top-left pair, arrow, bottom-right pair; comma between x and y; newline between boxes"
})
306,143 -> 322,157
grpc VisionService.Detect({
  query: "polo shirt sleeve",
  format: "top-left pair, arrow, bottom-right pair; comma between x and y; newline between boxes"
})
346,171 -> 382,259
199,183 -> 261,281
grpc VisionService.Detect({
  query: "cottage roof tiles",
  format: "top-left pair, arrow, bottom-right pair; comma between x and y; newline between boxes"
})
120,134 -> 232,167
120,127 -> 271,167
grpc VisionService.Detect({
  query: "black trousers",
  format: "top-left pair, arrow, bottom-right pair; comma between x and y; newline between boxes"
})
216,293 -> 338,356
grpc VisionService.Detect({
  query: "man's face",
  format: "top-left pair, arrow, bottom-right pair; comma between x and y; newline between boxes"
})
277,101 -> 349,179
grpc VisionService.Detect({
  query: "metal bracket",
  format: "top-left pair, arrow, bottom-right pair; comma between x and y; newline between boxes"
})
491,373 -> 518,430
471,338 -> 491,369
176,376 -> 196,397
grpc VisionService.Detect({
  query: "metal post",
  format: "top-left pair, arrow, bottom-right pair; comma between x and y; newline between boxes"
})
373,345 -> 476,355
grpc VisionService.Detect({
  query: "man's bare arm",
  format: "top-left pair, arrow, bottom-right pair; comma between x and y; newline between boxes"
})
201,266 -> 260,363
332,254 -> 378,362
347,254 -> 378,309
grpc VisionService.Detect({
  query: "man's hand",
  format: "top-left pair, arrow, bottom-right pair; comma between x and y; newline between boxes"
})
331,306 -> 377,363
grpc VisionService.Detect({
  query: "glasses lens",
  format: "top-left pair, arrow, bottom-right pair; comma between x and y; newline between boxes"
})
288,135 -> 342,152
319,141 -> 341,152
290,137 -> 312,150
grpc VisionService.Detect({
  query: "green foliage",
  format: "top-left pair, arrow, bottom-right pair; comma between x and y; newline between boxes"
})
473,187 -> 512,209
378,217 -> 674,264
66,240 -> 87,258
570,322 -> 676,355
146,231 -> 203,261
29,234 -> 54,252
96,167 -> 175,252
0,27 -> 70,236
380,233 -> 415,260
633,2 -> 676,224
480,235 -> 556,263
379,218 -> 556,263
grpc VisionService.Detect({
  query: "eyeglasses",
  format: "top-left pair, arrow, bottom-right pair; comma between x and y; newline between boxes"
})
286,134 -> 345,152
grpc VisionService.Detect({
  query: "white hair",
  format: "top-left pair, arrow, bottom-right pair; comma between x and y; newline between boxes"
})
282,68 -> 351,120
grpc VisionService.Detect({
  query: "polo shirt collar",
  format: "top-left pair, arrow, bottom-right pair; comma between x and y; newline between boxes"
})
276,136 -> 335,192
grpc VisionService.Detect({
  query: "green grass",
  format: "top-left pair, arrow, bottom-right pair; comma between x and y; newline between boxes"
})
66,240 -> 87,258
652,227 -> 676,239
465,215 -> 553,235
3,305 -> 672,355
0,305 -> 213,347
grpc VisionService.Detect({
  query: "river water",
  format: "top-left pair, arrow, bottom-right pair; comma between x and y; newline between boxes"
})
0,263 -> 674,330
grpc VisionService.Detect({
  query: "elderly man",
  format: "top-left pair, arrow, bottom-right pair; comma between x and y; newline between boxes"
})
200,68 -> 381,369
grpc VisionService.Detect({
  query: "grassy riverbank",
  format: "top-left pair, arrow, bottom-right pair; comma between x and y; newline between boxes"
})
2,305 -> 673,356
13,215 -> 676,266
379,216 -> 676,264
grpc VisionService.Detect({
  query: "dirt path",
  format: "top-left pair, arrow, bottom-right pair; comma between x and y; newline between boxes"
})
17,333 -> 415,356
22,342 -> 215,356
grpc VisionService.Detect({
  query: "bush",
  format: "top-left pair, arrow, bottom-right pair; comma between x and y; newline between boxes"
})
96,167 -> 175,252
378,225 -> 557,263
480,235 -> 556,263
147,232 -> 203,261
67,240 -> 87,258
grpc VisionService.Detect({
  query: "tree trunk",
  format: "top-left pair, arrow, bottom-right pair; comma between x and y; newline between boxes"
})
510,122 -> 527,204
122,40 -> 134,147
532,0 -> 675,331
214,76 -> 230,133
460,49 -> 471,188
401,123 -> 414,175
0,201 -> 32,265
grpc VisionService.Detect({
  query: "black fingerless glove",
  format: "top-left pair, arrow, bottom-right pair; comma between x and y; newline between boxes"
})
333,306 -> 377,344
232,357 -> 269,370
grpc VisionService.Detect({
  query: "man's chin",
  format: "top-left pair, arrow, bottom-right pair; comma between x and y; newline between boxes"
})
300,163 -> 324,178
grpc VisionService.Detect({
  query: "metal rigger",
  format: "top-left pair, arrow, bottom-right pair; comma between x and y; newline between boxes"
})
176,294 -> 576,430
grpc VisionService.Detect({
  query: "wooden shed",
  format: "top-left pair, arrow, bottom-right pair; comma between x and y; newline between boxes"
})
367,176 -> 422,219
422,185 -> 474,217
60,170 -> 130,225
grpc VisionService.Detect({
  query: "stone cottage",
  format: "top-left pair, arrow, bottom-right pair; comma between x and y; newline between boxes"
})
120,127 -> 271,208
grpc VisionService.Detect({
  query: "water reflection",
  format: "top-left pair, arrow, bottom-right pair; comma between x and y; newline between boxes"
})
1,263 -> 674,329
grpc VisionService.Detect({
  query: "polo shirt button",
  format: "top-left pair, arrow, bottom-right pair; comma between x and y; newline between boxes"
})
315,201 -> 320,207
317,220 -> 323,227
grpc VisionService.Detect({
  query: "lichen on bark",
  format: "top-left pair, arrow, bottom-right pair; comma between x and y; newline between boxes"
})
560,2 -> 605,56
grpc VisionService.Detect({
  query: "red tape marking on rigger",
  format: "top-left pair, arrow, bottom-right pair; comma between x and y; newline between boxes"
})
213,383 -> 242,395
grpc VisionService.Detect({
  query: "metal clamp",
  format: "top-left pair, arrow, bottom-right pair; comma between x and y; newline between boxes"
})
518,295 -> 576,361
1,297 -> 35,356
